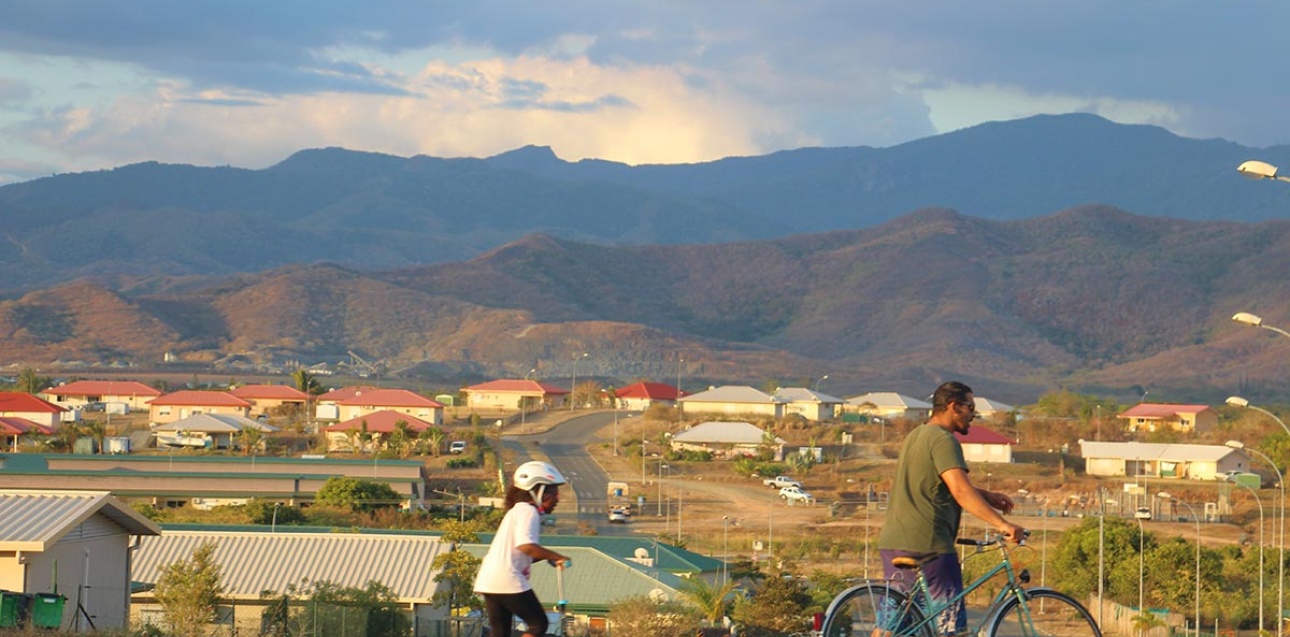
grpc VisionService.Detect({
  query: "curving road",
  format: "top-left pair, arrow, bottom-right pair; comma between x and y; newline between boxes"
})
503,412 -> 636,535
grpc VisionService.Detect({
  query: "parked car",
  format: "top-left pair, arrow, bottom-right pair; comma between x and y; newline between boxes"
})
448,441 -> 467,454
1134,507 -> 1152,520
763,475 -> 802,489
780,486 -> 815,504
608,508 -> 629,523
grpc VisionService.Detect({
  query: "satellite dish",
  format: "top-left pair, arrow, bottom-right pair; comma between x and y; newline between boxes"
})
634,548 -> 650,559
648,588 -> 668,603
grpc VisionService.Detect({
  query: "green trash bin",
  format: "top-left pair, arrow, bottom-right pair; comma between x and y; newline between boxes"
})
30,593 -> 65,630
0,591 -> 20,627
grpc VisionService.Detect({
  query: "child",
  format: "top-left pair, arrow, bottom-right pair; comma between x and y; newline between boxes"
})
474,460 -> 570,637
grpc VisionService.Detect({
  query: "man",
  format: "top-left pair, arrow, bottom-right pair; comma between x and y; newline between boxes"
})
876,380 -> 1026,636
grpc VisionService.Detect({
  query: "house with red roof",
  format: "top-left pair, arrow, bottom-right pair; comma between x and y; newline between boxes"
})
38,380 -> 161,413
323,388 -> 445,426
0,392 -> 67,428
229,384 -> 309,418
147,391 -> 252,425
0,417 -> 55,450
954,425 -> 1015,464
322,410 -> 436,452
614,381 -> 685,411
1117,403 -> 1216,434
463,379 -> 570,411
313,386 -> 377,421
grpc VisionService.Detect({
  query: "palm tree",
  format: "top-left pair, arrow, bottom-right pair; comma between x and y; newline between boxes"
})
81,420 -> 107,454
677,577 -> 740,627
239,426 -> 263,455
420,427 -> 446,457
391,420 -> 414,458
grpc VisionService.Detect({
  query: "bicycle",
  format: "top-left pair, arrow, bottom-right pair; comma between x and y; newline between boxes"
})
819,531 -> 1101,637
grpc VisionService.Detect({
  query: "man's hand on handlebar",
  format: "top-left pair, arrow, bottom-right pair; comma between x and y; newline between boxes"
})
999,523 -> 1028,544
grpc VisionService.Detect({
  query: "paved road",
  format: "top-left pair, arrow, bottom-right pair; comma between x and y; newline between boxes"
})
502,412 -> 637,536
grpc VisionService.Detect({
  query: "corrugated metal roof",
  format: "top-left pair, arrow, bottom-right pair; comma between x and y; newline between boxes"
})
772,388 -> 844,403
0,490 -> 160,550
1079,441 -> 1240,462
679,385 -> 779,404
672,421 -> 785,445
1118,403 -> 1213,418
463,545 -> 685,611
844,392 -> 932,409
153,413 -> 280,433
974,397 -> 1015,413
133,530 -> 448,601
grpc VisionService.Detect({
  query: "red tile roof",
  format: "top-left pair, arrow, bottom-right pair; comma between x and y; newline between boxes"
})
323,410 -> 434,433
954,425 -> 1014,445
148,391 -> 253,407
465,379 -> 570,395
1118,403 -> 1212,419
39,380 -> 162,397
0,392 -> 67,413
615,381 -> 684,400
229,385 -> 310,400
0,417 -> 56,435
316,386 -> 379,402
334,388 -> 445,408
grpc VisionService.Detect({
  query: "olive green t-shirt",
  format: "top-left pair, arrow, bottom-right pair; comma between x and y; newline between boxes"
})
877,424 -> 969,554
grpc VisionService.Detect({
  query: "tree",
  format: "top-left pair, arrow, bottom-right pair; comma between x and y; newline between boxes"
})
81,420 -> 107,454
290,368 -> 323,394
608,595 -> 701,637
154,541 -> 224,637
389,420 -> 414,458
16,367 -> 49,394
677,576 -> 740,626
419,427 -> 446,457
315,476 -> 401,512
239,426 -> 263,455
730,569 -> 812,636
431,524 -> 483,618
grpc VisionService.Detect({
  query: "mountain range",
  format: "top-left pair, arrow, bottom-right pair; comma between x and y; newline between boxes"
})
3,113 -> 1288,294
4,114 -> 1290,403
2,203 -> 1289,404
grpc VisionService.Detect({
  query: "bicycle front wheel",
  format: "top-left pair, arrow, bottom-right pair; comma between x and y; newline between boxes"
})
820,583 -> 934,637
987,589 -> 1102,637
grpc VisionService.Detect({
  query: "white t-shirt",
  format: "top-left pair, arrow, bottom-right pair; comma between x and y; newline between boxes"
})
473,502 -> 543,594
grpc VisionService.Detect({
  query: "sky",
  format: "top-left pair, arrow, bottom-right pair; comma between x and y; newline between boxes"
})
1,1 -> 1287,186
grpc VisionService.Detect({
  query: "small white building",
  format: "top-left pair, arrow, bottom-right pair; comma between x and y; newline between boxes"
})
772,388 -> 845,421
679,386 -> 784,419
1079,441 -> 1250,480
953,425 -> 1015,464
843,392 -> 932,421
669,421 -> 785,458
0,490 -> 161,631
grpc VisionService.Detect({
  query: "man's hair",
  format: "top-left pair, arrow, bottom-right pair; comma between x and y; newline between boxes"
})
931,381 -> 973,415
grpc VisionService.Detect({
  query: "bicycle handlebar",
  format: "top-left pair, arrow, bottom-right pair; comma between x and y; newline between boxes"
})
955,529 -> 1031,547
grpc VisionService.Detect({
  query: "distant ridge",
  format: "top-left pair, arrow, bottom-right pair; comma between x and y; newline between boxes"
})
2,113 -> 1289,292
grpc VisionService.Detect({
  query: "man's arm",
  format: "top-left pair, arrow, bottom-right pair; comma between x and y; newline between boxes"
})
941,467 -> 1025,541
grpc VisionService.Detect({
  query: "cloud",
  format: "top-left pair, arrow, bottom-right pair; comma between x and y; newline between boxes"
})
0,77 -> 33,106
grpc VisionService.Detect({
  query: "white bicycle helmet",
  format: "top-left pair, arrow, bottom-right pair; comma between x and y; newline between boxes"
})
514,461 -> 567,490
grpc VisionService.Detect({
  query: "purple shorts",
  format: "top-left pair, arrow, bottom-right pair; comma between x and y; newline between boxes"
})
880,549 -> 967,636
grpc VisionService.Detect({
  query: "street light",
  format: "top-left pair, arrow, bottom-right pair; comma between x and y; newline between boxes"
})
272,502 -> 282,533
657,462 -> 667,516
1228,439 -> 1285,629
1238,160 -> 1290,184
1228,396 -> 1290,437
722,516 -> 730,585
1230,481 -> 1268,631
813,374 -> 829,392
1233,312 -> 1290,340
569,352 -> 587,411
1158,492 -> 1203,637
521,368 -> 536,432
1137,516 -> 1146,637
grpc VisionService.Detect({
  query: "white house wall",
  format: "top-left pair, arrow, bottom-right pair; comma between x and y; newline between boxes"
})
30,518 -> 133,630
682,401 -> 781,418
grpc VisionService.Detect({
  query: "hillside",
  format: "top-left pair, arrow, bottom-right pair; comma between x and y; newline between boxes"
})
3,206 -> 1289,403
2,114 -> 1289,293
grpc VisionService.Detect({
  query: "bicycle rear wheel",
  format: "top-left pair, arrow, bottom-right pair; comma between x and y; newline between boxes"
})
987,589 -> 1102,637
820,583 -> 934,637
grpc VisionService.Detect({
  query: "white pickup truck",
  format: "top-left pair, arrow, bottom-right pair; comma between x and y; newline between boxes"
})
762,475 -> 802,489
779,486 -> 815,504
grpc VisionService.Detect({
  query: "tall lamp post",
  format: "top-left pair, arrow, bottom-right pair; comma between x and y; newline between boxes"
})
1137,516 -> 1146,637
522,368 -> 536,432
813,374 -> 829,392
1229,482 -> 1267,631
722,516 -> 730,585
569,352 -> 587,411
1228,439 -> 1285,629
1158,492 -> 1203,637
657,461 -> 667,517
1233,312 -> 1290,340
1237,160 -> 1290,184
